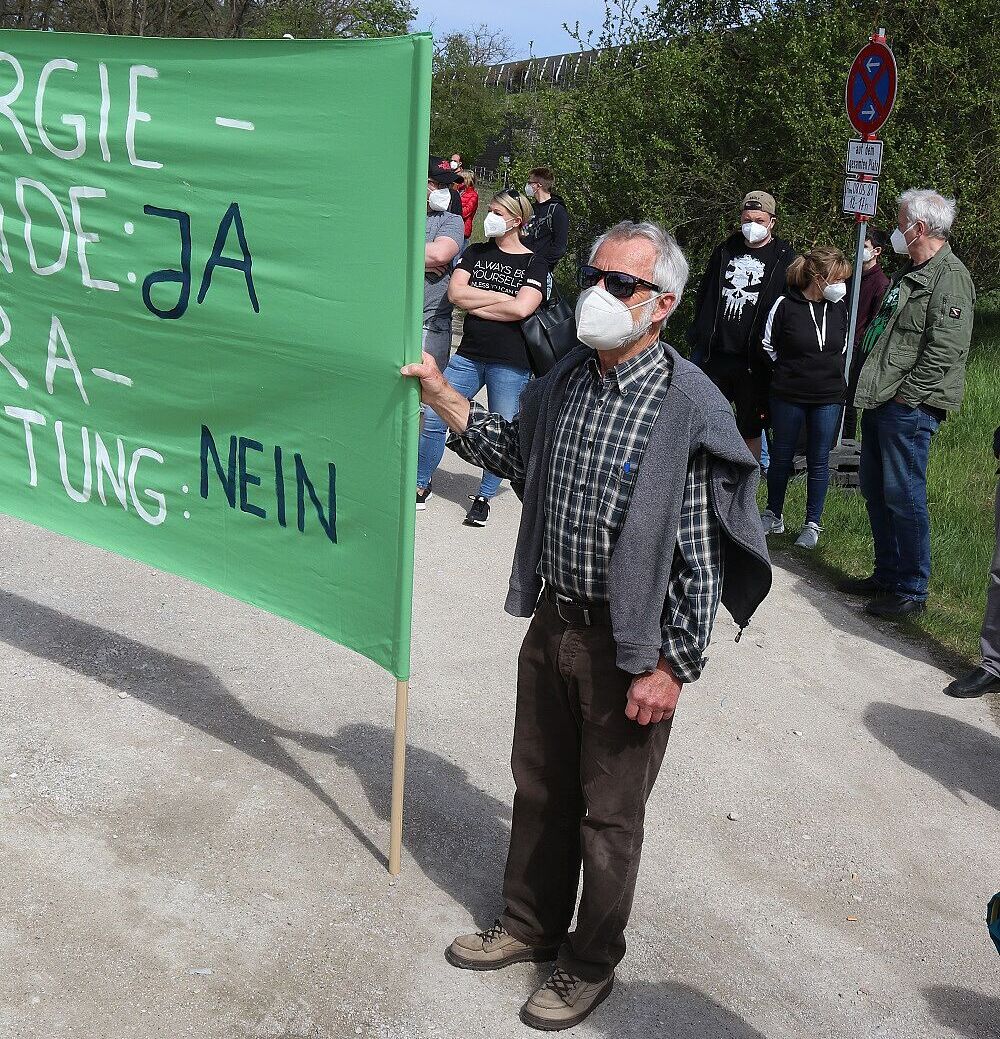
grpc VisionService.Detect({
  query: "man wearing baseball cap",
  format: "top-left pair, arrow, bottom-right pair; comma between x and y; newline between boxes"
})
688,191 -> 795,460
423,157 -> 466,370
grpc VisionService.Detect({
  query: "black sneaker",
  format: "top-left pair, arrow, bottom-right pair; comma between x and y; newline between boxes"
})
837,575 -> 884,597
464,495 -> 490,527
416,483 -> 432,511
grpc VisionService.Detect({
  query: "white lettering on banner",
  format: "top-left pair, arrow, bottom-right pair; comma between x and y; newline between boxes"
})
94,431 -> 127,508
55,418 -> 92,502
0,203 -> 12,273
126,65 -> 162,170
16,177 -> 71,276
4,406 -> 45,487
4,404 -> 166,523
36,59 -> 86,160
0,55 -> 159,166
0,52 -> 32,153
69,186 -> 119,291
0,303 -> 27,389
45,314 -> 90,403
97,62 -> 111,162
128,448 -> 167,525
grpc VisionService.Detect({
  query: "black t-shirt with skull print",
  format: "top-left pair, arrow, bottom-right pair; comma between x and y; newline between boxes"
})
715,239 -> 782,356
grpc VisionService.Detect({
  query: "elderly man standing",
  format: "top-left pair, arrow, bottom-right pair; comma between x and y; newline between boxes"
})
403,221 -> 771,1030
844,190 -> 976,618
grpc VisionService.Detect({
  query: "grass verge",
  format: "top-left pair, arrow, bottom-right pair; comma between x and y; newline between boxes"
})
767,301 -> 1000,664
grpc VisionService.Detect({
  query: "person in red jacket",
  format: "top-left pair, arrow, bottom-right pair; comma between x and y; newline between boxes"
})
458,169 -> 479,253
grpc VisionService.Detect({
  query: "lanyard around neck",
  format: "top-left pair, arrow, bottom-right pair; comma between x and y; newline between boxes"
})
808,301 -> 828,352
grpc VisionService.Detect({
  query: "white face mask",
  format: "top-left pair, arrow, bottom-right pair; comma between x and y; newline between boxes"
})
450,160 -> 459,169
524,182 -> 536,198
574,286 -> 663,353
483,212 -> 511,238
891,222 -> 917,255
741,220 -> 770,244
822,281 -> 848,304
862,246 -> 875,263
428,188 -> 451,213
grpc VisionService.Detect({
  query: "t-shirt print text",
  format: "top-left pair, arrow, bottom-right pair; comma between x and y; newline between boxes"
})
723,255 -> 767,319
470,258 -> 525,295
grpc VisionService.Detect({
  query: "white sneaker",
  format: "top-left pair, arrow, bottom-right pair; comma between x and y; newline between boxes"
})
760,509 -> 785,535
795,521 -> 821,549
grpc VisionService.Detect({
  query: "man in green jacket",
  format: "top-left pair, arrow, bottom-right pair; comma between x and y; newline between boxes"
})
841,189 -> 976,618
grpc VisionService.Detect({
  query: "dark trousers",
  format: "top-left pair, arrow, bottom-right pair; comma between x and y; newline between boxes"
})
859,400 -> 941,601
766,395 -> 842,525
500,597 -> 673,982
982,478 -> 1000,678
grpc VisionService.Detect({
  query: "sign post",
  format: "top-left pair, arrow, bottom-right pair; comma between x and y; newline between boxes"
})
840,27 -> 897,443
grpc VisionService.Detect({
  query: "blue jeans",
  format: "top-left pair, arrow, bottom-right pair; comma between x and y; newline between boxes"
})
760,429 -> 770,471
859,400 -> 940,601
766,396 -> 842,525
417,353 -> 532,498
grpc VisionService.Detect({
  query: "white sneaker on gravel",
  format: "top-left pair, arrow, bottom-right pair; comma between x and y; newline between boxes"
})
760,509 -> 785,535
795,521 -> 822,549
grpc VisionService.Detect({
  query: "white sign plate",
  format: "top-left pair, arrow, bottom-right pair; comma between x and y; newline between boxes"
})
846,138 -> 883,176
843,177 -> 879,217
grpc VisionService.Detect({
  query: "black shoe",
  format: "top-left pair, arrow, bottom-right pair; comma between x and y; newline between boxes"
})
416,483 -> 432,511
837,575 -> 886,597
866,593 -> 926,619
944,668 -> 1000,699
464,495 -> 490,527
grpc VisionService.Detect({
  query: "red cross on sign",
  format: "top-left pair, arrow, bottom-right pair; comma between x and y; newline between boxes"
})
846,40 -> 897,136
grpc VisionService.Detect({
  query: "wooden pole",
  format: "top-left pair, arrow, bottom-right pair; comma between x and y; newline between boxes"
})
388,678 -> 409,876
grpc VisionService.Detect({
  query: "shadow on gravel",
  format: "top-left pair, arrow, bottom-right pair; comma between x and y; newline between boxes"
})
596,981 -> 767,1038
425,466 -> 485,506
316,723 -> 511,928
774,549 -> 967,677
924,985 -> 1000,1039
0,589 -> 383,865
864,702 -> 1000,811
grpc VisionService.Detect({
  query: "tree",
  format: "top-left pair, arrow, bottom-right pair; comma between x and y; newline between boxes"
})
0,0 -> 415,38
512,0 -> 1000,304
429,25 -> 512,163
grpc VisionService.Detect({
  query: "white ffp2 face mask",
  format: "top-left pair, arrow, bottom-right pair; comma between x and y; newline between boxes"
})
574,286 -> 663,352
863,246 -> 875,263
891,222 -> 917,255
822,281 -> 848,304
483,212 -> 511,238
428,188 -> 451,213
742,220 -> 770,244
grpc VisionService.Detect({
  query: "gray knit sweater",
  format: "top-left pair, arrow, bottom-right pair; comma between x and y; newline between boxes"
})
503,344 -> 772,676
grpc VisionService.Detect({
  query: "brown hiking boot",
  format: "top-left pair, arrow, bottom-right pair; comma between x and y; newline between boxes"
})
520,967 -> 615,1031
445,919 -> 559,971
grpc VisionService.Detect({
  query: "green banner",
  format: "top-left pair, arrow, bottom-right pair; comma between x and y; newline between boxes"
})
0,30 -> 429,679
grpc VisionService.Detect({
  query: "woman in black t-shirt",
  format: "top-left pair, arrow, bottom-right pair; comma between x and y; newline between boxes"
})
415,190 -> 547,529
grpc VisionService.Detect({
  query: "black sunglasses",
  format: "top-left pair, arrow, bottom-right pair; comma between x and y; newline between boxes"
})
577,264 -> 661,300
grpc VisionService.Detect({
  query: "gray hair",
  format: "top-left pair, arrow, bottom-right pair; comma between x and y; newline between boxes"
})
589,220 -> 689,303
899,189 -> 957,240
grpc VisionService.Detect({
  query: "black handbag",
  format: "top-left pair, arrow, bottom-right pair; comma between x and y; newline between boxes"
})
520,284 -> 578,377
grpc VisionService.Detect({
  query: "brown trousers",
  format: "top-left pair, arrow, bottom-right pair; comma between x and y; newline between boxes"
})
500,596 -> 673,981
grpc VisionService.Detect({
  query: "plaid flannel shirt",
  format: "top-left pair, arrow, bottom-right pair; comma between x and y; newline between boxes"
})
449,343 -> 723,681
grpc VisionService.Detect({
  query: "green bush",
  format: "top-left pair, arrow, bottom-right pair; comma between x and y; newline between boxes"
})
506,0 -> 1000,313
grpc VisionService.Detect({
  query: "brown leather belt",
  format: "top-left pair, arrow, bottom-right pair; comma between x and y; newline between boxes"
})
543,586 -> 612,627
